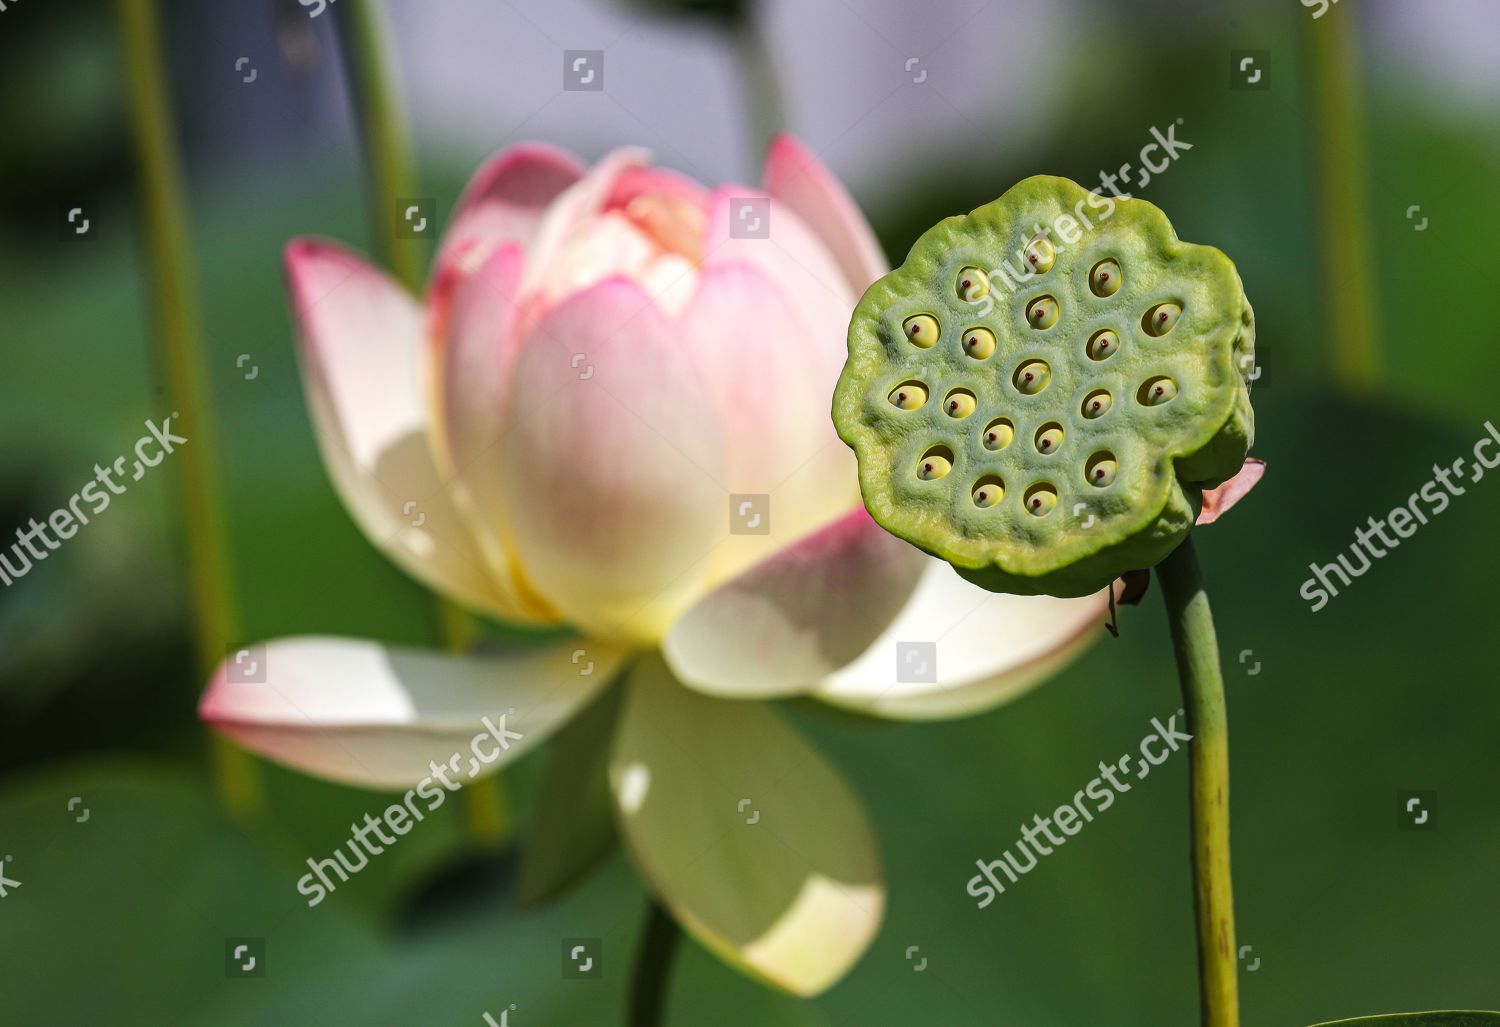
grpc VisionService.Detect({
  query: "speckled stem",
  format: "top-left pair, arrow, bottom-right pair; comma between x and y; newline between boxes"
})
1157,536 -> 1238,1027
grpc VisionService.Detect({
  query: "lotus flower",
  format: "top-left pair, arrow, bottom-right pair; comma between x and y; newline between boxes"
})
200,137 -> 1108,996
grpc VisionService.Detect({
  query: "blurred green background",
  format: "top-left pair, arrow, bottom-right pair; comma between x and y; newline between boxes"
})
1,0 -> 1497,1023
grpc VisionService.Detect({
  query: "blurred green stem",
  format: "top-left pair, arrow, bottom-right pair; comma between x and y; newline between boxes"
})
116,0 -> 261,820
730,9 -> 788,158
1307,8 -> 1381,391
629,899 -> 680,1027
335,0 -> 508,850
1157,537 -> 1238,1027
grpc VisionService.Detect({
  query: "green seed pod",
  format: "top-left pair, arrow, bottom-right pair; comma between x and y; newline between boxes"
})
833,175 -> 1255,597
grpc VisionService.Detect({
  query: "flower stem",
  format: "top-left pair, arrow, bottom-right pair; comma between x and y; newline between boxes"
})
1156,536 -> 1239,1027
629,898 -> 681,1027
115,0 -> 261,819
333,0 -> 508,849
730,9 -> 788,158
334,0 -> 424,293
1306,7 -> 1381,392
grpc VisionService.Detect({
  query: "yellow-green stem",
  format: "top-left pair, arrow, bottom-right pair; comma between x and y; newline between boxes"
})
1157,537 -> 1238,1027
1307,7 -> 1381,392
336,0 -> 508,848
116,0 -> 261,819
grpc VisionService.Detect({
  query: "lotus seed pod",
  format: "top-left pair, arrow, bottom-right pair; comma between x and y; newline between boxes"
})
833,175 -> 1255,597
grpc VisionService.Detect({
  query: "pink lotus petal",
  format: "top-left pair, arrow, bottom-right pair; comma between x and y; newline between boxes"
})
429,244 -> 559,623
700,186 -> 856,319
1197,457 -> 1267,526
762,135 -> 888,293
811,562 -> 1108,721
201,636 -> 625,789
663,505 -> 925,698
677,260 -> 858,587
522,147 -> 650,294
436,143 -> 584,271
283,238 -> 513,617
495,277 -> 725,644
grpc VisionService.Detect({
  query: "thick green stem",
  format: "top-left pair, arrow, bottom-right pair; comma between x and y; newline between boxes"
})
1306,8 -> 1381,392
1156,537 -> 1238,1027
629,898 -> 681,1027
334,0 -> 508,848
730,11 -> 788,159
116,0 -> 261,818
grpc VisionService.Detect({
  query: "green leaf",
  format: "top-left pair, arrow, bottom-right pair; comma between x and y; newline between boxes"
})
516,676 -> 626,908
1309,1014 -> 1500,1027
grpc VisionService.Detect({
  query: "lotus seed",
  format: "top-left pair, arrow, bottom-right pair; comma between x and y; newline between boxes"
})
889,381 -> 928,411
983,419 -> 1015,450
917,446 -> 953,481
1024,483 -> 1059,517
1025,237 -> 1056,273
1014,360 -> 1051,395
1026,295 -> 1060,330
1144,302 -> 1182,337
944,389 -> 977,419
972,476 -> 1005,509
957,267 -> 990,303
1139,376 -> 1179,406
1087,329 -> 1119,361
903,313 -> 940,348
1090,258 -> 1122,297
1035,422 -> 1064,454
1086,453 -> 1118,487
962,327 -> 997,360
1083,390 -> 1113,419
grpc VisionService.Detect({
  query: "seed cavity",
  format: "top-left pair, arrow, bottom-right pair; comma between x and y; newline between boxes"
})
1087,329 -> 1119,361
1143,302 -> 1182,337
1138,376 -> 1179,406
917,445 -> 954,481
1034,422 -> 1065,454
972,476 -> 1005,509
962,326 -> 997,360
982,418 -> 1015,451
1026,295 -> 1060,330
1013,360 -> 1051,395
957,267 -> 990,303
888,380 -> 928,411
944,389 -> 977,419
1024,483 -> 1059,517
1082,390 -> 1113,419
1024,237 -> 1056,274
903,313 -> 940,348
1086,452 -> 1118,487
1090,259 -> 1122,297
